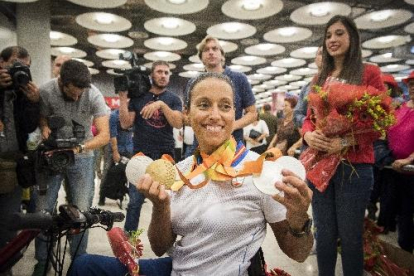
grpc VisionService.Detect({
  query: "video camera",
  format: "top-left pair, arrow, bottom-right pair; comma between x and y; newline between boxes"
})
113,51 -> 151,98
36,115 -> 85,173
7,61 -> 32,90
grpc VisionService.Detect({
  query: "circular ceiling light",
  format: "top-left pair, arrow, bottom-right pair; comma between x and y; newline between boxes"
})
222,0 -> 283,20
179,71 -> 201,78
405,22 -> 414,34
271,58 -> 306,68
290,80 -> 308,87
405,0 -> 414,5
219,40 -> 239,53
183,63 -> 205,72
264,27 -> 312,43
76,12 -> 131,32
231,55 -> 266,66
290,2 -> 351,25
257,66 -> 287,75
88,68 -> 99,75
73,58 -> 94,67
290,68 -> 318,76
369,53 -> 402,63
245,43 -> 285,56
96,49 -> 127,60
361,49 -> 373,58
51,47 -> 86,58
88,34 -> 133,48
145,0 -> 209,14
355,9 -> 412,29
189,55 -> 201,63
207,22 -> 256,40
67,0 -> 127,8
106,69 -> 122,76
275,74 -> 303,81
247,73 -> 272,81
380,64 -> 410,73
263,80 -> 287,86
144,17 -> 196,36
362,35 -> 410,49
144,51 -> 181,62
50,31 -> 77,46
290,46 -> 319,59
144,37 -> 187,51
228,65 -> 252,73
102,59 -> 132,69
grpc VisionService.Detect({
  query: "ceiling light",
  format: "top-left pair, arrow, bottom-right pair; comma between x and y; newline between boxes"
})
95,13 -> 115,24
109,49 -> 125,55
158,37 -> 174,45
371,10 -> 392,22
303,47 -> 318,54
242,0 -> 262,11
103,34 -> 119,43
278,27 -> 297,37
386,64 -> 398,69
223,23 -> 241,33
113,60 -> 128,66
50,31 -> 62,40
382,53 -> 392,58
378,36 -> 395,43
282,58 -> 296,64
155,51 -> 170,58
242,56 -> 256,61
60,47 -> 74,53
257,44 -> 274,51
309,5 -> 329,17
161,18 -> 180,29
167,0 -> 186,4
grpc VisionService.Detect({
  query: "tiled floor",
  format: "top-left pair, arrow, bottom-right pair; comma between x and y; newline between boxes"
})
11,178 -> 398,276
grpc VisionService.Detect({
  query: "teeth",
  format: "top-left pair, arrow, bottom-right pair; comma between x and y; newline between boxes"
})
206,126 -> 221,132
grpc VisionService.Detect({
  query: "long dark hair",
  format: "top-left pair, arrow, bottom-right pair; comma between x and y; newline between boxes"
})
317,15 -> 363,86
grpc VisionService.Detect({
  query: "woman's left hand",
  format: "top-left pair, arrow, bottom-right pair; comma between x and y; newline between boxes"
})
272,169 -> 312,230
392,158 -> 412,172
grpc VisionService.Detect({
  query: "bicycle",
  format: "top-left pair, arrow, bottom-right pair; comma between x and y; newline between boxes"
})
0,204 -> 124,276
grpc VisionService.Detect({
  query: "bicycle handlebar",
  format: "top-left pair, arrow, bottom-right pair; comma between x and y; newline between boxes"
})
9,205 -> 125,231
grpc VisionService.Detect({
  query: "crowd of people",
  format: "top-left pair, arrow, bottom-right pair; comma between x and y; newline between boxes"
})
0,13 -> 413,276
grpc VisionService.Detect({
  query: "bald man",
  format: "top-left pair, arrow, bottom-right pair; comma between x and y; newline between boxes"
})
52,55 -> 71,78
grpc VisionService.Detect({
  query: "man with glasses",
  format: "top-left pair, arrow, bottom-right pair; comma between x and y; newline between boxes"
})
32,59 -> 109,276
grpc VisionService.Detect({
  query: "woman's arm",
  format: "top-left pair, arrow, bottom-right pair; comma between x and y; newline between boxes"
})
136,174 -> 177,256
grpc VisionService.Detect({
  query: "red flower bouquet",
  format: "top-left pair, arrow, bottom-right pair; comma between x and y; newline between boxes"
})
107,227 -> 144,276
301,82 -> 394,192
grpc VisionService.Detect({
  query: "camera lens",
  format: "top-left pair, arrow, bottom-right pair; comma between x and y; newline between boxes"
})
50,151 -> 72,170
13,71 -> 30,86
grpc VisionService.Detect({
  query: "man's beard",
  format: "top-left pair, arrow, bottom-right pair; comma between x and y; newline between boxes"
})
153,80 -> 167,89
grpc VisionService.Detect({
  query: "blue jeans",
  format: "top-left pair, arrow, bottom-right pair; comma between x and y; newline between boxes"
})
35,155 -> 95,263
68,254 -> 172,276
309,163 -> 373,276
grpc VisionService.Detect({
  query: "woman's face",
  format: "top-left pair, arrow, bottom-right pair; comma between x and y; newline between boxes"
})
283,100 -> 293,117
325,21 -> 350,60
188,78 -> 235,154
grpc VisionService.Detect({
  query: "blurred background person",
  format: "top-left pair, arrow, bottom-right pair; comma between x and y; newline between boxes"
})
243,113 -> 269,154
387,70 -> 414,253
259,103 -> 277,146
268,97 -> 300,156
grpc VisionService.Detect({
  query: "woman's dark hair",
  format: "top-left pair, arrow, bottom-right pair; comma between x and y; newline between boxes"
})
285,97 -> 298,109
60,59 -> 91,88
317,15 -> 363,86
186,72 -> 235,109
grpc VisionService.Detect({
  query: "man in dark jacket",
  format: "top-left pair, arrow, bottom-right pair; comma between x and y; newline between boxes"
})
0,46 -> 40,252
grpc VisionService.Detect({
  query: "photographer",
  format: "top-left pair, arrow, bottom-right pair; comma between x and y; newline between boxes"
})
0,46 -> 40,253
119,60 -> 183,232
32,60 -> 109,275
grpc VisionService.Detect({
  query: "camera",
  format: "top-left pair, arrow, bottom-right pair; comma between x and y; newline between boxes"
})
7,61 -> 32,89
36,115 -> 85,173
113,51 -> 151,98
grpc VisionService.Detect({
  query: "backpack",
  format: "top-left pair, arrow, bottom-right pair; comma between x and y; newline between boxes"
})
100,162 -> 128,208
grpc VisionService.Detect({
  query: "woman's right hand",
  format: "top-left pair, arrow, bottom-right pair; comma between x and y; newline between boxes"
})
304,130 -> 332,152
135,174 -> 170,207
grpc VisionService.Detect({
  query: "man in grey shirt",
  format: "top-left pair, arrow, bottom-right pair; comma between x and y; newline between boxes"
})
32,60 -> 109,276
